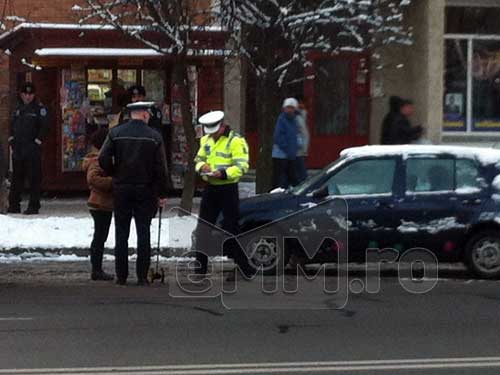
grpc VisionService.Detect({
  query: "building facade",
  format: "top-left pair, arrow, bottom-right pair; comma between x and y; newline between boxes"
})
0,1 -> 227,191
1,0 -> 499,191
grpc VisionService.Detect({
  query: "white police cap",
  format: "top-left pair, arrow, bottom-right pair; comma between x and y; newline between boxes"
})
126,101 -> 156,112
199,110 -> 224,134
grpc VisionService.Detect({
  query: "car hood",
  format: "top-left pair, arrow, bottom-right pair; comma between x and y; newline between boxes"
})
240,192 -> 297,214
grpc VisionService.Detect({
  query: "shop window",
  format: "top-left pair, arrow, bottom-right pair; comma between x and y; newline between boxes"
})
142,70 -> 166,104
472,40 -> 500,130
444,40 -> 467,131
117,69 -> 137,88
87,69 -> 112,109
116,70 -> 137,108
446,7 -> 500,34
314,59 -> 351,136
444,6 -> 500,133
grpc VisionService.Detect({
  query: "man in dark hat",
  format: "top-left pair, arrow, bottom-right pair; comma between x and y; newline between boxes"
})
380,96 -> 423,145
8,82 -> 49,215
99,101 -> 169,286
119,85 -> 163,134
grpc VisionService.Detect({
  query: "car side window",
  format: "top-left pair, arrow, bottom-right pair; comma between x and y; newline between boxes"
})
456,159 -> 482,191
325,159 -> 396,196
406,158 -> 454,193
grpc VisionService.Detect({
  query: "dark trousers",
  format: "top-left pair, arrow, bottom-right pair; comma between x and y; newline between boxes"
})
195,183 -> 252,275
273,158 -> 298,189
295,156 -> 308,184
113,185 -> 156,281
9,155 -> 42,210
90,210 -> 113,272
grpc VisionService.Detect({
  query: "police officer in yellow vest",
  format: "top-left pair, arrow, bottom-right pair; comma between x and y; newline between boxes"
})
194,110 -> 254,278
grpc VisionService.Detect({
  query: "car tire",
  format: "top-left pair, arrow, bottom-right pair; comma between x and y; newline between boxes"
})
464,230 -> 500,279
248,237 -> 290,276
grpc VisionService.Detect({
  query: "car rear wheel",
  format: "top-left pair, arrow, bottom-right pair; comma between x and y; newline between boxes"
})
464,230 -> 500,279
248,237 -> 289,275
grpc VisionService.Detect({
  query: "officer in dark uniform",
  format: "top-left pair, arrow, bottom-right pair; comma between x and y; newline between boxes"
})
99,102 -> 169,286
119,85 -> 163,133
8,82 -> 49,215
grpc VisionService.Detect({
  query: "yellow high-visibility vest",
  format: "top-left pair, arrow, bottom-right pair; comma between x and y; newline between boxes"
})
195,130 -> 249,185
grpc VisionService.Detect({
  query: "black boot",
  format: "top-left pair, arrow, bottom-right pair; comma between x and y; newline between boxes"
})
90,248 -> 113,281
23,207 -> 39,215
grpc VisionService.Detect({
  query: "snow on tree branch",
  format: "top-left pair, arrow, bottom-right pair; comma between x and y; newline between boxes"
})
76,0 -> 225,56
222,0 -> 413,86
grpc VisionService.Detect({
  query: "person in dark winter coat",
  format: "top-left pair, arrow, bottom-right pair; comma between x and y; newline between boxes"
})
380,96 -> 423,145
82,128 -> 114,281
99,102 -> 169,286
8,82 -> 49,215
272,98 -> 299,189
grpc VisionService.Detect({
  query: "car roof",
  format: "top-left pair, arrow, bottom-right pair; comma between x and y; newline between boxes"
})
341,145 -> 500,166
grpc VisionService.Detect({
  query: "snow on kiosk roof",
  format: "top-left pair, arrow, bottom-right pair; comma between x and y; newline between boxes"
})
341,145 -> 500,165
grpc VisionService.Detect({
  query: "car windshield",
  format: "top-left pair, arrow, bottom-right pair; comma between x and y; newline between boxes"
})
290,157 -> 345,195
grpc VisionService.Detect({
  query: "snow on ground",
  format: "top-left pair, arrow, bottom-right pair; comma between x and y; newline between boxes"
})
0,252 -> 228,264
0,214 -> 197,251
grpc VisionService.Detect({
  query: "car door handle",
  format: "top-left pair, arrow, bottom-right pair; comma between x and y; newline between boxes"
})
375,201 -> 394,209
462,198 -> 482,206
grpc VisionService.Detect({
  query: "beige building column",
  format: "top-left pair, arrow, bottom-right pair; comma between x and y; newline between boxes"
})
223,57 -> 246,134
369,0 -> 445,145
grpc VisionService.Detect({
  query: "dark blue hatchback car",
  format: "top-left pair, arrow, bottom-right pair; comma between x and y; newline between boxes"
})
239,145 -> 500,278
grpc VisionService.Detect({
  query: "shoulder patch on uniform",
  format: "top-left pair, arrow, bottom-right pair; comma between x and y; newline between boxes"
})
40,108 -> 47,117
157,111 -> 161,119
14,110 -> 20,116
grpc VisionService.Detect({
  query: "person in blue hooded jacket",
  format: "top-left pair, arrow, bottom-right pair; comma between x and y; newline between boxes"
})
272,98 -> 299,189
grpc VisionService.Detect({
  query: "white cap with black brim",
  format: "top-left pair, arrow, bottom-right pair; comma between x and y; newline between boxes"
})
199,110 -> 224,134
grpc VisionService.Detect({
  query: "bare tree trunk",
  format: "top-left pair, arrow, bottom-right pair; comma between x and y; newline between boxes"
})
255,77 -> 281,194
172,61 -> 197,214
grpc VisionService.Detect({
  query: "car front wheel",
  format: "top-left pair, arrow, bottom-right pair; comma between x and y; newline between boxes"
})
248,237 -> 289,275
464,230 -> 500,279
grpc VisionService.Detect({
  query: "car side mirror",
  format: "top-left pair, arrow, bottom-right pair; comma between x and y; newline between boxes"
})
311,186 -> 329,199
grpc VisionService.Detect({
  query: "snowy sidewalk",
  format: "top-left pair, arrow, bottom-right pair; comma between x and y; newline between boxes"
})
0,183 -> 256,260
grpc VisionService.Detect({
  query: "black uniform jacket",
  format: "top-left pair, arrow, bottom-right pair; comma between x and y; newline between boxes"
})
9,101 -> 49,160
98,119 -> 169,198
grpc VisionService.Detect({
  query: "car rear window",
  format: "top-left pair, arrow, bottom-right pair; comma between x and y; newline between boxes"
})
406,158 -> 482,193
406,158 -> 454,192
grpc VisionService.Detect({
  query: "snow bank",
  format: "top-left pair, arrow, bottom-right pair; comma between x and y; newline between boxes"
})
0,252 -> 228,264
0,215 -> 197,251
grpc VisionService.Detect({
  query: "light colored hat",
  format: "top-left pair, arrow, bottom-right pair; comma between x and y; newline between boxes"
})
199,110 -> 224,134
126,101 -> 156,112
282,98 -> 298,109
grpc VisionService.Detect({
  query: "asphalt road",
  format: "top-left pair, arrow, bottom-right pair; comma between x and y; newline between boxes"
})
1,264 -> 500,374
